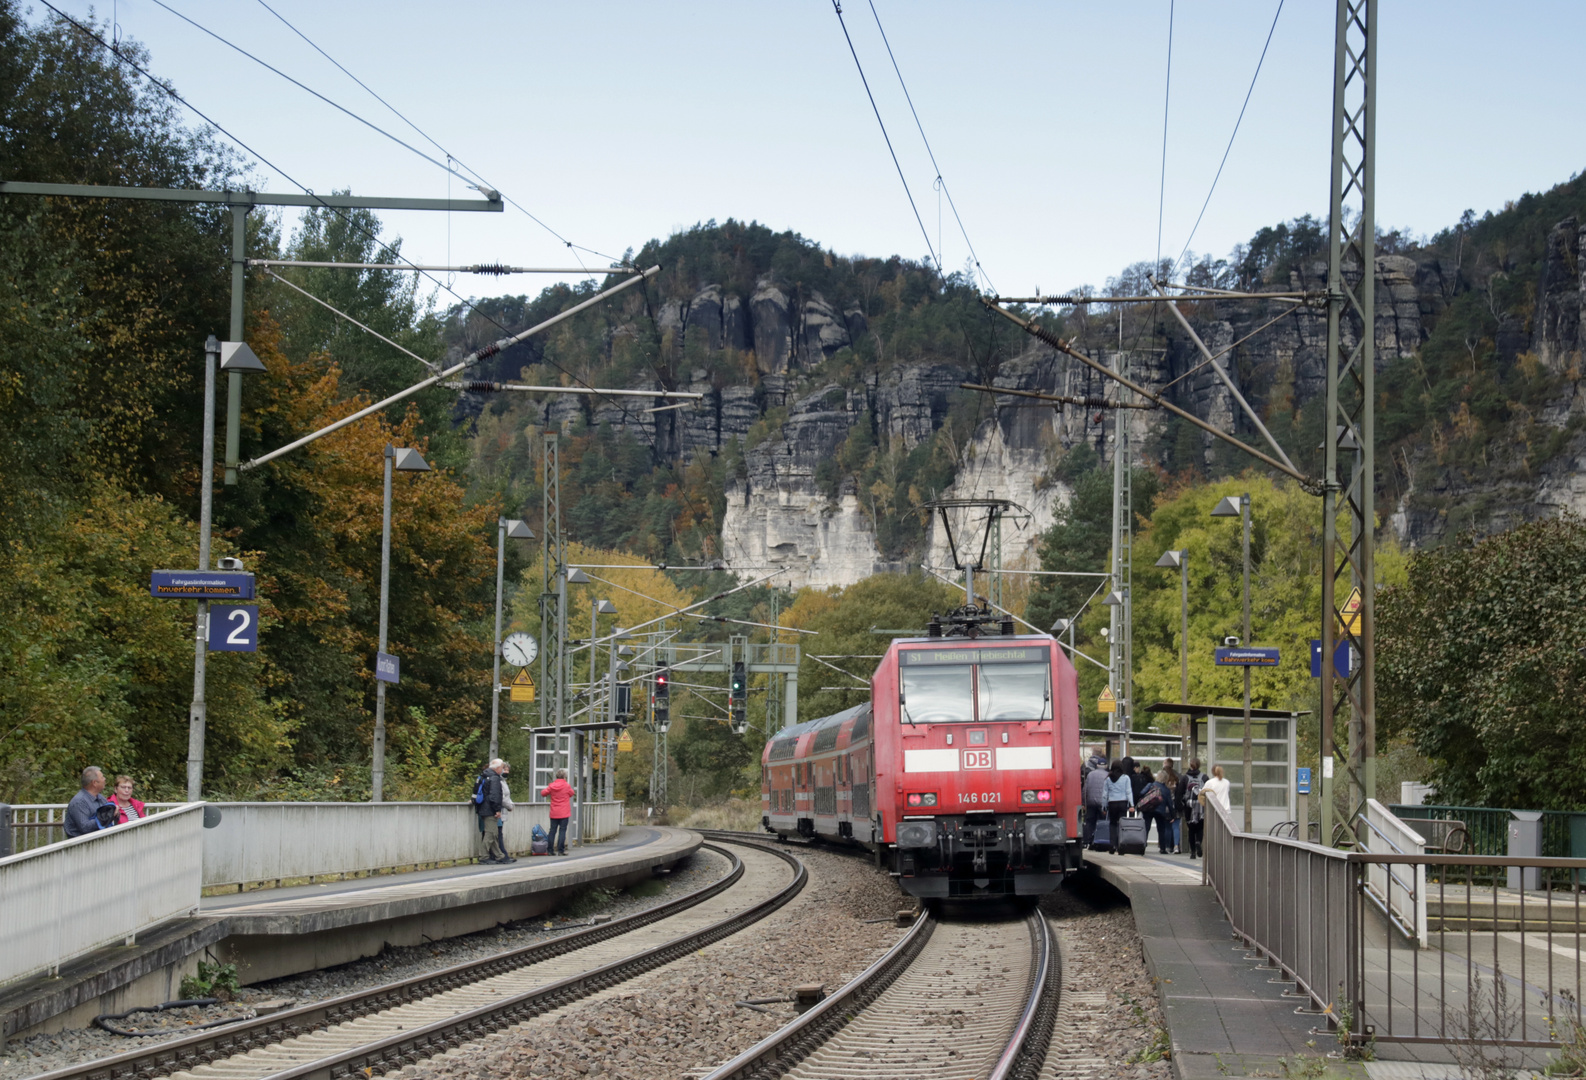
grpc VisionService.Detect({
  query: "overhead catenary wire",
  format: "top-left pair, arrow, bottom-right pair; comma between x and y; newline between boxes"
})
262,267 -> 440,373
37,2 -> 654,432
1155,0 -> 1175,279
1170,0 -> 1286,279
864,0 -> 995,294
830,0 -> 939,274
251,0 -> 617,265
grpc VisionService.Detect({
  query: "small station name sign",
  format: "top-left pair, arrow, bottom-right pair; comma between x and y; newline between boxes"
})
150,570 -> 256,600
1214,647 -> 1280,667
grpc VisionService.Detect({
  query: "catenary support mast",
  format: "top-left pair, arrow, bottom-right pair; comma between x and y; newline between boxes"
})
1321,0 -> 1376,844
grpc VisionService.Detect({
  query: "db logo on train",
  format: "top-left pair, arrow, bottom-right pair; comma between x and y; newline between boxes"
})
963,749 -> 993,769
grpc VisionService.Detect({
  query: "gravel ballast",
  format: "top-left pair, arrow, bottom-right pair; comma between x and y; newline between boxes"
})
398,843 -> 909,1080
0,850 -> 730,1080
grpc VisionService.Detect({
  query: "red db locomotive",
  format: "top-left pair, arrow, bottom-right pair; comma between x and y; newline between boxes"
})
762,608 -> 1081,899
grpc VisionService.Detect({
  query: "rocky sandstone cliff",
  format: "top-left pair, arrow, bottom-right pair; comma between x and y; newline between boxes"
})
527,224 -> 1586,584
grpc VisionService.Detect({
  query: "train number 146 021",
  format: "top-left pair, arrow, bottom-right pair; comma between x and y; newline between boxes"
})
962,792 -> 1001,804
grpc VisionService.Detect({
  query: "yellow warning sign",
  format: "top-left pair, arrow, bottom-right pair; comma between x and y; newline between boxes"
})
509,668 -> 536,703
1098,686 -> 1117,714
617,733 -> 634,752
1338,587 -> 1363,637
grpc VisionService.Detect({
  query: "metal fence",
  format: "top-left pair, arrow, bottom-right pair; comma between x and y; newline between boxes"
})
1205,801 -> 1586,1050
1203,799 -> 1357,1017
0,804 -> 203,988
1390,803 -> 1586,859
7,802 -> 183,854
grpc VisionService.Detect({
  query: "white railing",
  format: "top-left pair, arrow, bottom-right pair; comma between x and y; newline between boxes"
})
1357,798 -> 1428,947
8,800 -> 627,889
581,800 -> 623,842
0,804 -> 203,989
7,802 -> 182,854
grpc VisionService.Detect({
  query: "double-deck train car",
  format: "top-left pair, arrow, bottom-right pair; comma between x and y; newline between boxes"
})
762,620 -> 1082,899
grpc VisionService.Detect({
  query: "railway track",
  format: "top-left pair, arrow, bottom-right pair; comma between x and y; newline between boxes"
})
704,906 -> 1058,1080
37,840 -> 803,1080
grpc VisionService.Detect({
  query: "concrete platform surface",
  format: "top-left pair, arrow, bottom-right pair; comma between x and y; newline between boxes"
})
203,826 -> 697,933
2,826 -> 700,1040
1084,850 -> 1365,1080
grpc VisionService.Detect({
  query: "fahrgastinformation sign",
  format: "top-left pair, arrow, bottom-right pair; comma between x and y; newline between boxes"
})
1214,647 -> 1280,667
150,570 -> 255,600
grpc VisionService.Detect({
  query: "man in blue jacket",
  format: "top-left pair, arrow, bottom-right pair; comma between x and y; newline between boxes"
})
474,759 -> 511,864
63,767 -> 112,838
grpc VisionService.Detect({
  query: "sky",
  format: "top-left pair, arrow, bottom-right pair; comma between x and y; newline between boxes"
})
39,0 -> 1586,306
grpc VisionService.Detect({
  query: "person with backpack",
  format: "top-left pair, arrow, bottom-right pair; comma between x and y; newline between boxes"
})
1178,760 -> 1206,858
1081,753 -> 1109,848
1141,769 -> 1176,854
473,759 -> 512,864
540,768 -> 576,856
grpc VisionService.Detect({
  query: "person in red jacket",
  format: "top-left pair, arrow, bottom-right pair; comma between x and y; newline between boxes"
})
107,775 -> 147,824
540,769 -> 575,855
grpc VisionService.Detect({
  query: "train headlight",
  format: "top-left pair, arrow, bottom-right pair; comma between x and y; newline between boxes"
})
1020,789 -> 1054,804
896,820 -> 938,849
1025,817 -> 1067,846
905,792 -> 938,808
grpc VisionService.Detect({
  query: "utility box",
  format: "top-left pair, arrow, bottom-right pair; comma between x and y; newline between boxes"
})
0,803 -> 11,858
1507,811 -> 1543,891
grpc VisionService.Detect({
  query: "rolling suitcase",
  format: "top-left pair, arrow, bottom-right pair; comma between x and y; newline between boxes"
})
1090,817 -> 1111,851
1116,808 -> 1148,856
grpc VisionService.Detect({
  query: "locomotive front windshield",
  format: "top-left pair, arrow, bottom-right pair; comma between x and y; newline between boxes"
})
899,648 -> 1051,724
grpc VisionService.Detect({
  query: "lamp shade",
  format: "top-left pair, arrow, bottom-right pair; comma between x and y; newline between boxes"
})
566,568 -> 590,584
595,599 -> 618,615
392,447 -> 430,472
1155,550 -> 1184,568
504,519 -> 534,540
1210,496 -> 1242,517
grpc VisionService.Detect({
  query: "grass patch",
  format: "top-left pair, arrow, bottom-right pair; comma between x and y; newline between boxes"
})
668,797 -> 763,832
625,878 -> 668,900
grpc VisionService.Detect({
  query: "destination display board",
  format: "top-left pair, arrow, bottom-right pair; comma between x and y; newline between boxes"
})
150,570 -> 256,600
900,646 -> 1049,666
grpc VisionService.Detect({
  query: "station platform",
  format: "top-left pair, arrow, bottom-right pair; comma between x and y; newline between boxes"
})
1,826 -> 699,1041
1084,850 -> 1348,1080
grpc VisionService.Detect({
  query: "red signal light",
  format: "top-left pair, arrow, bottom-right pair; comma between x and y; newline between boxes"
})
907,793 -> 922,807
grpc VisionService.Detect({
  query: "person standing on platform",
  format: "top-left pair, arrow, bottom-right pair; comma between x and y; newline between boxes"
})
1103,761 -> 1133,856
63,767 -> 113,838
495,762 -> 518,864
1082,754 -> 1109,848
473,759 -> 509,864
1201,764 -> 1232,820
540,769 -> 575,855
106,776 -> 147,824
1158,760 -> 1181,853
1178,760 -> 1206,858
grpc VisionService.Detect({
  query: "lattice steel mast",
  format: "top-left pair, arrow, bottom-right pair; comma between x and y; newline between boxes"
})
1320,0 -> 1376,843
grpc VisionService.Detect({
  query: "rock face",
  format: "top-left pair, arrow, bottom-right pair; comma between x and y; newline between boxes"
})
514,232 -> 1586,581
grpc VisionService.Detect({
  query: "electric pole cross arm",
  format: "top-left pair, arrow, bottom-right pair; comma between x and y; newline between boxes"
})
978,298 -> 1320,490
240,266 -> 660,471
0,181 -> 503,212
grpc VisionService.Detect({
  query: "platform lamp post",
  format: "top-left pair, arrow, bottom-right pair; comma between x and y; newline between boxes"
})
1210,494 -> 1254,832
490,518 -> 535,761
1154,550 -> 1191,763
373,443 -> 429,803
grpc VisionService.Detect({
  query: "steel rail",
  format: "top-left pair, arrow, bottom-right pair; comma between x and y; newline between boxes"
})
700,907 -> 1055,1080
698,907 -> 936,1080
31,841 -> 798,1080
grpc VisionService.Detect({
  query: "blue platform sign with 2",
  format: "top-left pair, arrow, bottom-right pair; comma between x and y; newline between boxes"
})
208,605 -> 258,652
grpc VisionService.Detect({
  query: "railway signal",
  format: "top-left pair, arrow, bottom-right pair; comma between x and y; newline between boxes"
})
730,660 -> 746,702
730,703 -> 748,735
651,668 -> 669,732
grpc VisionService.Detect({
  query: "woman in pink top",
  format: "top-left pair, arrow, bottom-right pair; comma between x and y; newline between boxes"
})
540,769 -> 575,855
